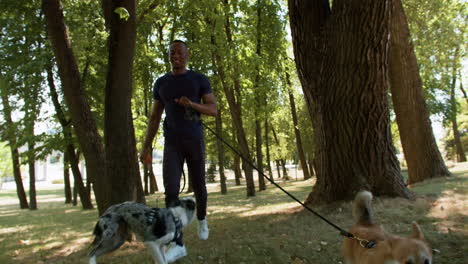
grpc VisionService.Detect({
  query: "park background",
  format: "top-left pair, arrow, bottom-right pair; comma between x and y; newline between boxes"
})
0,0 -> 467,263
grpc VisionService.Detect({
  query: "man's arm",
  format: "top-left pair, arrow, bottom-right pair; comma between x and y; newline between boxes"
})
140,100 -> 164,162
175,93 -> 218,117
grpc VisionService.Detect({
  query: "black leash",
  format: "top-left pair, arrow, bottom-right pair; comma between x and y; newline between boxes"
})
202,122 -> 376,248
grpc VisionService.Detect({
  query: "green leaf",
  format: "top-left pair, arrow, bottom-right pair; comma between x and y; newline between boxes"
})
114,7 -> 130,21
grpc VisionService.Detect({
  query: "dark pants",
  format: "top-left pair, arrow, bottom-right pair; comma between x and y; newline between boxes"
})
163,138 -> 207,221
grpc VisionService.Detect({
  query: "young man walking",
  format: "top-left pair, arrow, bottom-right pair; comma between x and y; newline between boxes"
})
140,40 -> 217,262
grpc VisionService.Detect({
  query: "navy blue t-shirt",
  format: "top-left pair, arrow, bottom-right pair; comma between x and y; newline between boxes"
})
153,70 -> 212,141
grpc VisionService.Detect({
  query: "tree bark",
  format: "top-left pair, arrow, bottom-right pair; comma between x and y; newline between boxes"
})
286,72 -> 311,180
42,0 -> 108,214
289,0 -> 412,204
389,0 -> 451,183
102,0 -> 145,205
234,153 -> 242,186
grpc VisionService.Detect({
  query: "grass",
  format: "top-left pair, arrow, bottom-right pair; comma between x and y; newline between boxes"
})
0,164 -> 467,264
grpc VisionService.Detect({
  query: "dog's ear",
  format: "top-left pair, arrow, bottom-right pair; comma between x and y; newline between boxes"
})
410,221 -> 425,240
93,222 -> 102,236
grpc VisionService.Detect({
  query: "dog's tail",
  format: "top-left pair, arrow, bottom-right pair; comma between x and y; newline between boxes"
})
353,191 -> 374,225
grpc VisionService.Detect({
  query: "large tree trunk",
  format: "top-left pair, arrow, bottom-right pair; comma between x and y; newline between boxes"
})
102,0 -> 144,205
286,72 -> 311,180
389,0 -> 451,184
42,0 -> 108,214
0,81 -> 29,209
289,0 -> 412,204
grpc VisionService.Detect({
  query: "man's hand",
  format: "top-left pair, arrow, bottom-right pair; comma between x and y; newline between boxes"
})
175,96 -> 192,108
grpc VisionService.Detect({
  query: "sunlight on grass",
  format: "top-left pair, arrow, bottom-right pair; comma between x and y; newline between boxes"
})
0,166 -> 467,263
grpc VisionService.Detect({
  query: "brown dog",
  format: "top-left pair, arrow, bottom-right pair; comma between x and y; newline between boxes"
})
342,191 -> 432,264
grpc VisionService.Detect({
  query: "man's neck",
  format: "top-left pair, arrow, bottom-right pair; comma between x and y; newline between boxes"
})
171,68 -> 187,76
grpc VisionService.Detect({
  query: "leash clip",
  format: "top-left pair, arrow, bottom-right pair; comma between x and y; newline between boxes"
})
356,237 -> 376,249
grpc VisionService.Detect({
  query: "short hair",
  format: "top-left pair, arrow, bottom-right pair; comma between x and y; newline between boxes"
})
170,40 -> 188,48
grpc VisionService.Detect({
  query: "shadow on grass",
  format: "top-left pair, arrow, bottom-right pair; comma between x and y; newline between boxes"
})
0,169 -> 467,264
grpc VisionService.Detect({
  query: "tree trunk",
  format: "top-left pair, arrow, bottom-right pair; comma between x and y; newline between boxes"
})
308,155 -> 315,178
218,0 -> 255,197
288,0 -> 412,204
264,120 -> 274,180
148,150 -> 158,193
275,160 -> 281,179
389,0 -> 451,183
280,159 -> 289,180
254,0 -> 266,192
286,73 -> 311,180
234,154 -> 242,186
0,79 -> 29,209
42,0 -> 108,214
459,71 -> 468,104
449,49 -> 466,163
67,144 -> 94,209
46,63 -> 93,209
215,109 -> 227,194
27,141 -> 37,210
102,0 -> 144,205
63,151 -> 72,204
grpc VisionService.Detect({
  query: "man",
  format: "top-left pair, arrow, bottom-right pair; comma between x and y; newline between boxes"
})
140,40 -> 217,262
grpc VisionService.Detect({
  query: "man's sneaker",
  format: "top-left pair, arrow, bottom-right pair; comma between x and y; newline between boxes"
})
198,218 -> 209,240
165,244 -> 187,263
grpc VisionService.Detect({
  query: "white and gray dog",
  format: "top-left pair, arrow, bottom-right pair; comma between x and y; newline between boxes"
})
89,197 -> 196,264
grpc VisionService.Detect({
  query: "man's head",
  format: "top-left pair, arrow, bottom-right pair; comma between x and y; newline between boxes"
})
169,40 -> 190,72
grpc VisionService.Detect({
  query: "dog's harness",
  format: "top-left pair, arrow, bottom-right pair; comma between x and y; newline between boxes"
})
146,208 -> 158,225
146,208 -> 183,243
169,213 -> 183,243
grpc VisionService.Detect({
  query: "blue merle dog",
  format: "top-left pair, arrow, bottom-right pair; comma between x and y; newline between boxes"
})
89,197 -> 196,264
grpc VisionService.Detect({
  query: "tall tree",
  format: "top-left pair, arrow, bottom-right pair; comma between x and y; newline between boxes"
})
46,64 -> 93,209
102,0 -> 145,205
285,71 -> 311,180
207,0 -> 256,196
42,0 -> 109,214
288,0 -> 412,203
0,77 -> 29,209
448,48 -> 466,162
388,0 -> 451,184
254,0 -> 266,191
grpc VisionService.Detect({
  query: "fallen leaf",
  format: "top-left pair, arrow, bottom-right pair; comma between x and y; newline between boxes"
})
292,257 -> 305,264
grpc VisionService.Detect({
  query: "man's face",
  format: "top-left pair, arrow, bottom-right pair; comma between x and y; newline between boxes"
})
169,42 -> 189,70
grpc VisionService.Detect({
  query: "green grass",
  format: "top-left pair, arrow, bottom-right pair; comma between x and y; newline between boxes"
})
0,164 -> 467,264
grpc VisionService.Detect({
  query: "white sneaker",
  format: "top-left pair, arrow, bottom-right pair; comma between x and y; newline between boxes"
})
198,219 -> 209,240
165,244 -> 187,263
